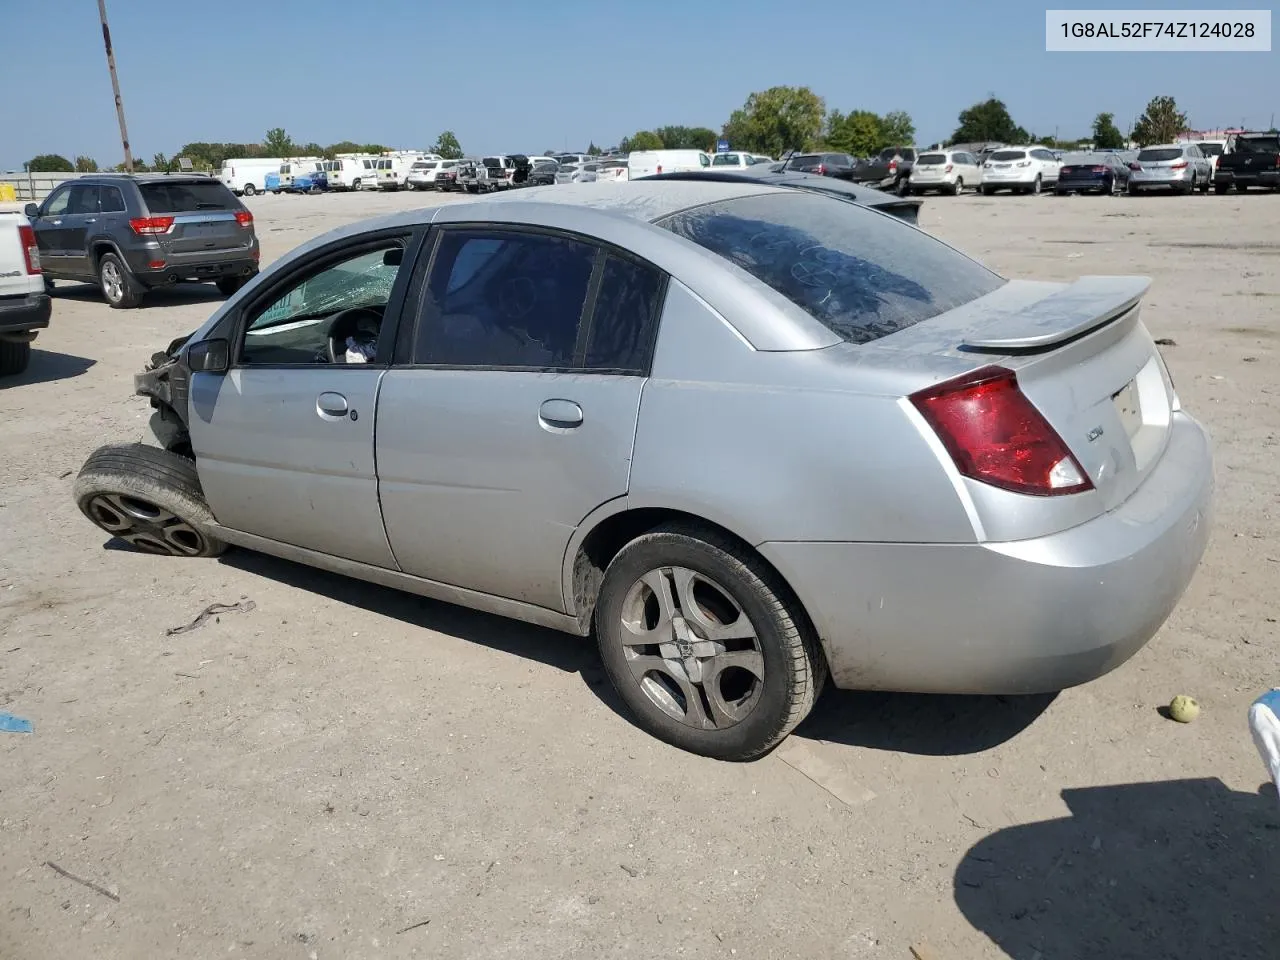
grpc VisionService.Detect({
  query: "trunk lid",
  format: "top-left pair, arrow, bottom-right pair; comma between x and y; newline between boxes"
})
140,180 -> 249,255
865,276 -> 1176,528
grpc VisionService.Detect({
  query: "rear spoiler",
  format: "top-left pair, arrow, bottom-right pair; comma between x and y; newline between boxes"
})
960,276 -> 1150,353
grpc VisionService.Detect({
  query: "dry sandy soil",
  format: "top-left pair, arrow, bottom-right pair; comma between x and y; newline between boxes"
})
1,186 -> 1278,960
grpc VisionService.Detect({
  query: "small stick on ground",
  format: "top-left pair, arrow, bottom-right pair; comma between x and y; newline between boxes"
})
396,919 -> 430,934
44,861 -> 119,902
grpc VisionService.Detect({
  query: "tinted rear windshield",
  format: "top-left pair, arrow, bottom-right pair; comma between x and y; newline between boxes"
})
1137,148 -> 1182,162
917,153 -> 947,164
656,192 -> 1005,345
1235,135 -> 1280,154
1196,142 -> 1224,156
140,180 -> 236,212
482,157 -> 503,167
989,150 -> 1026,161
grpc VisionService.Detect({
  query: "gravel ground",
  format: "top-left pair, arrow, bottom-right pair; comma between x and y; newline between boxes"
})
1,186 -> 1277,960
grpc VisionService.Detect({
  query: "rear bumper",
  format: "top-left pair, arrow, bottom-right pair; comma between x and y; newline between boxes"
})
133,252 -> 259,285
1056,176 -> 1111,191
1214,169 -> 1280,187
759,412 -> 1213,695
0,292 -> 51,336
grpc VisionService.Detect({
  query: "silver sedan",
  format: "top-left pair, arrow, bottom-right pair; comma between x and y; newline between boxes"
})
74,181 -> 1213,760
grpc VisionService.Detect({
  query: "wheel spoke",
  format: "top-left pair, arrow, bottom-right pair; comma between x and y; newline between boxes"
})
160,519 -> 204,557
619,568 -> 678,645
672,568 -> 756,642
627,655 -> 714,729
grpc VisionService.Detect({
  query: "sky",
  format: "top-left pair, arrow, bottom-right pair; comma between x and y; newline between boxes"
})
0,0 -> 1274,169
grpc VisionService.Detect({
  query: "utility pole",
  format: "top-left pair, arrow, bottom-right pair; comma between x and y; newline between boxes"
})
97,0 -> 133,173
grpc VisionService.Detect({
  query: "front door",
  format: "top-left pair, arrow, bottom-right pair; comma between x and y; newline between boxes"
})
187,231 -> 418,567
29,184 -> 73,275
377,226 -> 667,612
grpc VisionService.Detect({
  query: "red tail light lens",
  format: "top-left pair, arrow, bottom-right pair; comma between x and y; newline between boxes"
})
1169,161 -> 1188,170
1091,165 -> 1109,172
815,164 -> 826,175
910,366 -> 1093,497
945,164 -> 953,173
889,159 -> 898,172
1128,163 -> 1141,171
18,224 -> 41,274
129,216 -> 174,235
235,210 -> 253,227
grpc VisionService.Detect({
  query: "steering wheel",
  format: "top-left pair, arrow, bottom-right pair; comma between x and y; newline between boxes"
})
326,306 -> 384,363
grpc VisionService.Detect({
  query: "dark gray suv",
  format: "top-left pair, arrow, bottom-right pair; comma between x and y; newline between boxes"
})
26,174 -> 260,309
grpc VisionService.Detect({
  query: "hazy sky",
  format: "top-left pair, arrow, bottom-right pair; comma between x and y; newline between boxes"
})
1,0 -> 1274,168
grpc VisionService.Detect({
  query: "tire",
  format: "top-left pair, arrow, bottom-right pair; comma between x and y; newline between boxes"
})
242,184 -> 257,197
44,275 -> 55,294
1237,185 -> 1250,194
74,443 -> 227,558
895,177 -> 910,197
352,178 -> 361,191
0,339 -> 32,376
951,177 -> 964,195
1031,175 -> 1042,196
1054,188 -> 1067,196
1213,183 -> 1228,194
981,185 -> 993,196
593,523 -> 826,761
98,252 -> 143,309
1128,184 -> 1139,196
1184,175 -> 1196,195
216,275 -> 251,297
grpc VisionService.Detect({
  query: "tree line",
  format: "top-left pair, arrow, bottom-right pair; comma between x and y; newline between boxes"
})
25,91 -> 1249,175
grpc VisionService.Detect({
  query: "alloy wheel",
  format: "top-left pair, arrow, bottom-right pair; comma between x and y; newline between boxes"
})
101,260 -> 124,303
84,492 -> 209,556
618,566 -> 764,730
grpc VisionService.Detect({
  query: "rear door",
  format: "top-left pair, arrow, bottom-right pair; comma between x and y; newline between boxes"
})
376,225 -> 666,611
139,180 -> 252,268
187,229 -> 420,566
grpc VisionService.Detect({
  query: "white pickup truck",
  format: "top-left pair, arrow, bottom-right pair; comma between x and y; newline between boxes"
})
0,206 -> 50,376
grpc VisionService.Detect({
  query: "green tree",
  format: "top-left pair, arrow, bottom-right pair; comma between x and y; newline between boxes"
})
654,125 -> 718,151
300,141 -> 325,157
620,130 -> 664,152
826,109 -> 885,157
152,152 -> 170,172
431,130 -> 463,159
263,127 -> 296,157
952,97 -> 1027,144
721,86 -> 825,157
26,154 -> 74,173
1091,112 -> 1126,149
1131,96 -> 1187,146
880,110 -> 916,147
73,155 -> 99,173
587,142 -> 602,156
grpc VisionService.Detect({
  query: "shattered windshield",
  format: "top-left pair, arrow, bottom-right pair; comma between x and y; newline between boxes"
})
249,248 -> 400,330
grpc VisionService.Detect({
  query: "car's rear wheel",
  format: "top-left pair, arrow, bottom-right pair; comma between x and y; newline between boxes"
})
0,339 -> 32,376
74,443 -> 226,558
1031,175 -> 1042,195
98,252 -> 143,309
951,177 -> 964,195
243,184 -> 257,197
1213,183 -> 1228,194
216,274 -> 251,297
594,524 -> 826,761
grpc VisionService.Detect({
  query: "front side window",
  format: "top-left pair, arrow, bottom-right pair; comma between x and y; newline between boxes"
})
699,153 -> 711,167
657,192 -> 1005,345
43,187 -> 72,216
242,239 -> 408,365
416,230 -> 595,368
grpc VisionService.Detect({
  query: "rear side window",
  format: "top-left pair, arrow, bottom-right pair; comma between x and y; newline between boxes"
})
1235,135 -> 1280,154
657,192 -> 1005,345
100,187 -> 126,213
141,181 -> 236,212
1197,142 -> 1224,156
583,254 -> 665,373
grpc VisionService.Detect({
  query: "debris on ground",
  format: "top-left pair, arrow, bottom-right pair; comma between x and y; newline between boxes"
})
620,864 -> 639,878
395,919 -> 430,934
1154,337 -> 1177,346
910,942 -> 940,960
0,712 -> 33,734
165,599 -> 256,637
1168,695 -> 1201,723
44,861 -> 119,902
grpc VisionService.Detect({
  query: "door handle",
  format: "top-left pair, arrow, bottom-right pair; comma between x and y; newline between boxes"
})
316,391 -> 350,419
85,218 -> 96,223
50,220 -> 62,226
539,399 -> 583,429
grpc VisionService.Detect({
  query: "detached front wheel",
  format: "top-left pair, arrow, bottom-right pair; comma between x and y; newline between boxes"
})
74,444 -> 226,558
594,524 -> 826,761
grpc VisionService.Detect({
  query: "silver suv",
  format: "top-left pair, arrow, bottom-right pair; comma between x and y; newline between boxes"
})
26,174 -> 260,309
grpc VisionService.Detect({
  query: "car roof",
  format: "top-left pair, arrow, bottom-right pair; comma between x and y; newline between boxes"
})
481,180 -> 778,221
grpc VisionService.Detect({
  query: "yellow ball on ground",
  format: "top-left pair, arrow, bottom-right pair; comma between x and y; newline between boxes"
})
1169,695 -> 1201,723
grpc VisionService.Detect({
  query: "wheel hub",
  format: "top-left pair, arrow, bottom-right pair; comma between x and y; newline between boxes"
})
84,492 -> 206,556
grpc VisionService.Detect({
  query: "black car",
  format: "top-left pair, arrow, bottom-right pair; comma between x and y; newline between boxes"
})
25,174 -> 260,309
634,169 -> 923,225
777,151 -> 857,179
1055,152 -> 1130,195
523,160 -> 559,186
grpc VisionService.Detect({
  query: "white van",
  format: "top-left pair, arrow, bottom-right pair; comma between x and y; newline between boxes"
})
377,153 -> 442,191
627,149 -> 712,179
327,155 -> 379,191
219,157 -> 287,196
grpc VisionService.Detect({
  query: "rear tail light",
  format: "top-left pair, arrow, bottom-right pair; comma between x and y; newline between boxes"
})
18,224 -> 40,274
815,164 -> 826,175
889,159 -> 898,172
129,216 -> 175,235
1170,161 -> 1188,170
1091,165 -> 1108,172
1128,162 -> 1142,171
234,210 -> 253,227
910,366 -> 1093,497
944,164 -> 953,173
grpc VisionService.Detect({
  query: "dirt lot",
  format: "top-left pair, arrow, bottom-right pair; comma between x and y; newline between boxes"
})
2,187 -> 1277,960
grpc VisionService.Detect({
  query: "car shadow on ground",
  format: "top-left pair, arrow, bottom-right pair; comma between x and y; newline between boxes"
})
796,689 -> 1056,756
954,777 -> 1280,959
0,349 -> 95,388
51,282 -> 227,308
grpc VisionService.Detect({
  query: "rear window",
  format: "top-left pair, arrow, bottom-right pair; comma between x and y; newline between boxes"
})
917,153 -> 947,165
482,157 -> 502,167
140,180 -> 236,213
1235,135 -> 1280,154
1196,142 -> 1224,156
712,154 -> 741,165
788,155 -> 821,167
656,192 -> 1005,345
1137,148 -> 1182,162
990,150 -> 1026,161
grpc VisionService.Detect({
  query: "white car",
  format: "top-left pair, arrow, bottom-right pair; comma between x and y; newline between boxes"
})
0,208 -> 49,375
910,148 -> 983,195
980,145 -> 1061,195
405,159 -> 459,190
1194,140 -> 1227,177
594,159 -> 629,182
627,149 -> 712,178
710,151 -> 772,169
